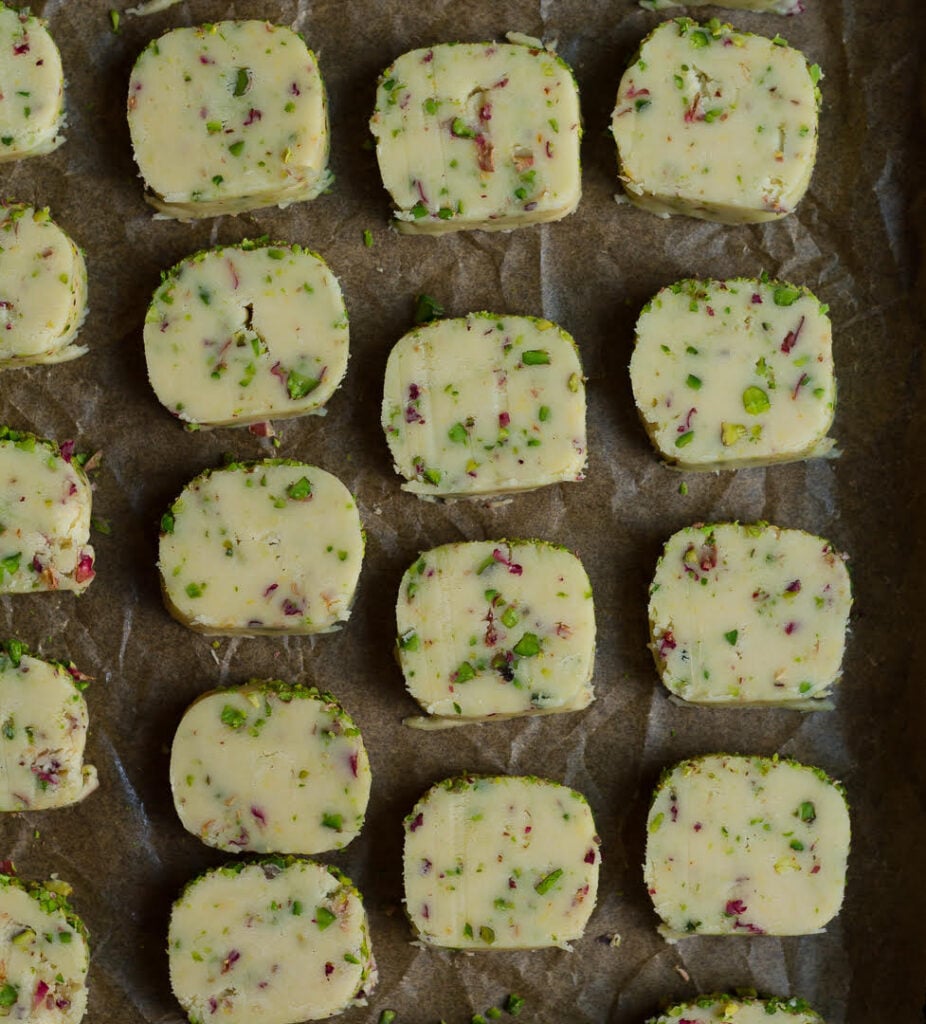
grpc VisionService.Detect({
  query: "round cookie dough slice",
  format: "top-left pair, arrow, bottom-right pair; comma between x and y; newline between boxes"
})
404,775 -> 600,950
169,858 -> 376,1024
0,4 -> 65,162
397,540 -> 595,725
158,460 -> 363,636
170,680 -> 371,854
127,21 -> 331,219
0,427 -> 95,594
0,868 -> 90,1022
644,754 -> 850,938
646,994 -> 824,1024
0,640 -> 97,812
0,203 -> 87,368
370,38 -> 581,233
612,19 -> 821,223
382,313 -> 586,498
649,523 -> 851,707
144,242 -> 348,428
630,277 -> 835,469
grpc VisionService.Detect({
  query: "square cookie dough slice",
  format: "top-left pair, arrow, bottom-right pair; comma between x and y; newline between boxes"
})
612,19 -> 821,223
0,868 -> 90,1022
169,858 -> 376,1024
0,4 -> 65,162
144,242 -> 348,428
370,38 -> 581,233
644,754 -> 850,938
127,21 -> 331,219
649,523 -> 851,707
170,680 -> 371,854
647,994 -> 824,1024
404,775 -> 600,949
0,203 -> 87,368
630,277 -> 835,469
0,427 -> 95,594
397,540 -> 595,725
0,640 -> 97,811
382,313 -> 586,498
158,460 -> 363,636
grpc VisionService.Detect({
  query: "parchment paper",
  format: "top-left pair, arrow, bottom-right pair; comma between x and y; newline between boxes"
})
0,1 -> 922,1022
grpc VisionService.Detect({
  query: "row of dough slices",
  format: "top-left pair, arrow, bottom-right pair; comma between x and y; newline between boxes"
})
0,432 -> 852,709
0,756 -> 845,1022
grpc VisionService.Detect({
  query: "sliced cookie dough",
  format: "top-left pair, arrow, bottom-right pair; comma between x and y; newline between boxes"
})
645,754 -> 850,938
649,523 -> 851,707
127,21 -> 331,219
0,640 -> 96,811
646,994 -> 824,1024
170,680 -> 371,854
0,868 -> 90,1023
404,775 -> 600,949
168,858 -> 376,1024
0,427 -> 95,594
612,19 -> 821,222
371,38 -> 581,233
0,4 -> 65,161
0,203 -> 87,368
382,312 -> 586,498
630,277 -> 835,469
144,242 -> 348,428
158,460 -> 362,636
397,540 -> 595,724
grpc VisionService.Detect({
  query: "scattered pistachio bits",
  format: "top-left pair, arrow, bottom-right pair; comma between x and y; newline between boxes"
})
0,203 -> 87,368
0,641 -> 97,812
0,4 -> 65,162
382,313 -> 586,498
158,460 -> 363,636
0,870 -> 90,1023
611,19 -> 821,222
403,775 -> 600,949
630,277 -> 835,469
0,428 -> 95,594
649,523 -> 851,707
396,540 -> 595,723
646,994 -> 824,1024
144,242 -> 348,428
370,39 -> 581,233
169,859 -> 377,1024
170,680 -> 371,854
127,20 -> 331,219
645,754 -> 850,938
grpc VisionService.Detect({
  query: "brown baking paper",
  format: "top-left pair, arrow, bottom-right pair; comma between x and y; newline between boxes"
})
0,0 -> 922,1021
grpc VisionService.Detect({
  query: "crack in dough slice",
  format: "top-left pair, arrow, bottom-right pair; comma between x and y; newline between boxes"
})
397,540 -> 595,724
0,428 -> 95,594
404,775 -> 600,949
644,754 -> 850,938
170,680 -> 371,854
0,203 -> 87,368
649,523 -> 851,707
0,4 -> 65,162
370,39 -> 581,233
144,242 -> 348,427
630,277 -> 835,468
169,858 -> 376,1024
0,641 -> 97,812
382,313 -> 586,498
646,994 -> 825,1024
0,869 -> 90,1023
612,19 -> 821,223
127,21 -> 331,219
158,460 -> 363,636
